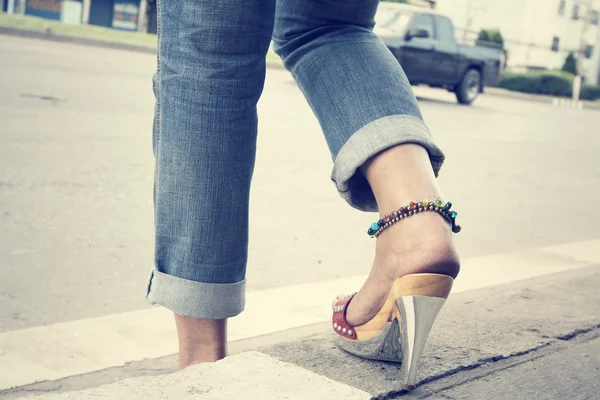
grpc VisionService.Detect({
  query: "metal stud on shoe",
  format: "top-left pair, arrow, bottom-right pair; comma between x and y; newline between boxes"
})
333,274 -> 454,390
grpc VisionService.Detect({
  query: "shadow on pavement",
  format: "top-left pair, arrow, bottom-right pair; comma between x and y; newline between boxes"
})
415,95 -> 462,106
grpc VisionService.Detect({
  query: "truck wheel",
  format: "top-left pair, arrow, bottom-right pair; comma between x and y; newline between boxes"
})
455,69 -> 481,105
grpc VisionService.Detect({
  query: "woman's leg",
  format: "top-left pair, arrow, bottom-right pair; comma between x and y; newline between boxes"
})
147,0 -> 275,367
273,0 -> 459,326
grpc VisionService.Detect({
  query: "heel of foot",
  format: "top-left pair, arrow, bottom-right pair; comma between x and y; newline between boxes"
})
392,274 -> 453,299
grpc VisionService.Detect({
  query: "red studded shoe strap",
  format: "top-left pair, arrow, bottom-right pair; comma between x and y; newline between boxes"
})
332,293 -> 357,340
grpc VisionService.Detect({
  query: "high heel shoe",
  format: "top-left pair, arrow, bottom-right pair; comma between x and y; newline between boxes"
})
332,273 -> 453,389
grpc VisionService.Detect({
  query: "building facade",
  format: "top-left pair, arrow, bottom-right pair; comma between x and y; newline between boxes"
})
3,0 -> 144,31
5,0 -> 600,82
435,0 -> 600,80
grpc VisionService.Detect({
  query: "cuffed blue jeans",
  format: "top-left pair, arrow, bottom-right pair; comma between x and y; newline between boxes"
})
146,0 -> 445,319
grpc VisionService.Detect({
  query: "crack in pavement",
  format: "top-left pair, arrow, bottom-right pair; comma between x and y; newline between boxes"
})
374,323 -> 600,399
371,344 -> 551,400
554,324 -> 600,341
19,93 -> 66,105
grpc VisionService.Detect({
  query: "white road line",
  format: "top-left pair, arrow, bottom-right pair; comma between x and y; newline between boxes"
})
1,239 -> 599,390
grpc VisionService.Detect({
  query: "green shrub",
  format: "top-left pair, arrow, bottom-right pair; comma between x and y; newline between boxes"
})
581,84 -> 600,101
498,71 -> 573,97
488,30 -> 504,48
538,73 -> 573,96
562,52 -> 578,75
498,71 -> 600,100
477,30 -> 490,42
497,73 -> 542,93
478,29 -> 504,47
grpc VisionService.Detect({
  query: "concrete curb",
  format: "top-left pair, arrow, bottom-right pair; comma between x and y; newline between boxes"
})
11,265 -> 600,400
262,265 -> 600,398
0,26 -> 157,54
14,352 -> 371,400
484,87 -> 600,110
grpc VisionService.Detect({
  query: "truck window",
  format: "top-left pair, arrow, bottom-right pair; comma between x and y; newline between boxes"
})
375,7 -> 414,33
436,16 -> 455,43
409,14 -> 435,39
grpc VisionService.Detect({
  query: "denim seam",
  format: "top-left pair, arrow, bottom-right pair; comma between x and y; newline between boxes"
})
155,0 -> 162,160
154,0 -> 162,219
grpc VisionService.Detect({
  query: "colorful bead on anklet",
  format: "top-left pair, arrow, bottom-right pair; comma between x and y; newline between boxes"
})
367,199 -> 461,238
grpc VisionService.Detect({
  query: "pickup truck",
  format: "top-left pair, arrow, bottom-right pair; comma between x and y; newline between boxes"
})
374,4 -> 504,105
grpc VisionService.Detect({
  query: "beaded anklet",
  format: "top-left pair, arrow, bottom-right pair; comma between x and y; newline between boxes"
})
367,199 -> 461,238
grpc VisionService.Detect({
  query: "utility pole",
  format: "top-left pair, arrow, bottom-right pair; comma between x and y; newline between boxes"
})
576,0 -> 593,76
137,0 -> 148,33
525,0 -> 541,63
589,21 -> 600,85
82,0 -> 91,24
573,0 -> 595,100
461,0 -> 473,44
461,0 -> 487,45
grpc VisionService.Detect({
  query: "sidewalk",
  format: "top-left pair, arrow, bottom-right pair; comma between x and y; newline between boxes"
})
0,14 -> 283,66
7,265 -> 600,400
483,87 -> 600,110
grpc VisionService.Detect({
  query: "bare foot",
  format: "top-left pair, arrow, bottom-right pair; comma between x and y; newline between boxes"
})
344,212 -> 459,327
338,144 -> 461,327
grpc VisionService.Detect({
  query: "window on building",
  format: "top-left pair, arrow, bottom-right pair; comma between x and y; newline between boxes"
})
572,4 -> 580,20
558,0 -> 566,16
584,45 -> 594,59
591,10 -> 599,25
551,36 -> 560,51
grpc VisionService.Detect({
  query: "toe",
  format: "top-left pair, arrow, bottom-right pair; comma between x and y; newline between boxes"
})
332,294 -> 347,310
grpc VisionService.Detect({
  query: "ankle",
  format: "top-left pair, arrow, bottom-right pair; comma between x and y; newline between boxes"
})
174,315 -> 227,369
361,145 -> 441,212
178,347 -> 226,369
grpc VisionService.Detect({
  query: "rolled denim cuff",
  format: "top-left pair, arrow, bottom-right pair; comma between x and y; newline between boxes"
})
331,115 -> 445,212
146,269 -> 245,319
